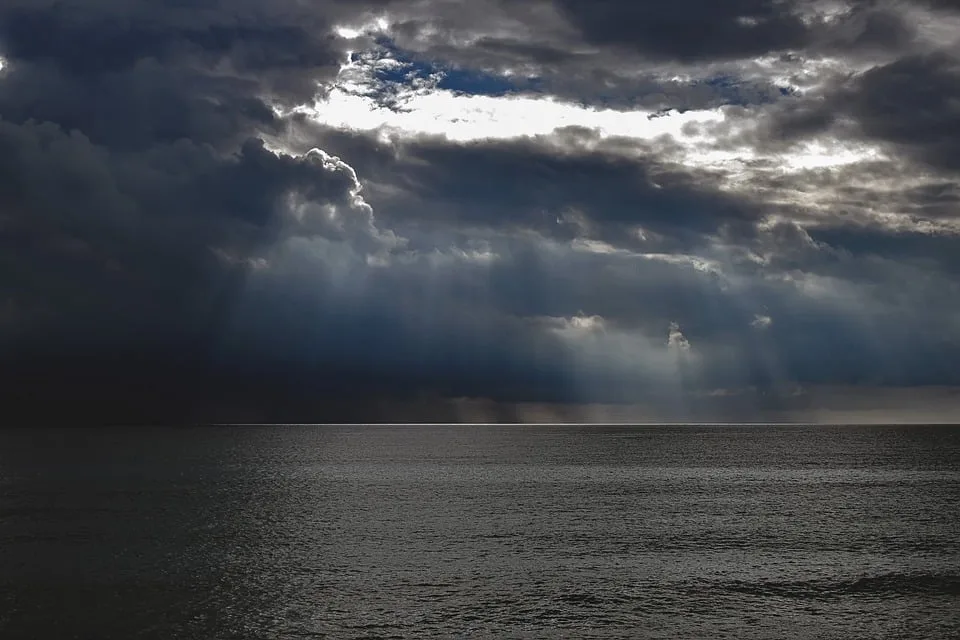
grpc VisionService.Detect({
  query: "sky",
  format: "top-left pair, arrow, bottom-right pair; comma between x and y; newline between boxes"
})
1,0 -> 959,424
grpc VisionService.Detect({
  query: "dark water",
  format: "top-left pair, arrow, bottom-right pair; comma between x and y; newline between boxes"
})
1,425 -> 959,639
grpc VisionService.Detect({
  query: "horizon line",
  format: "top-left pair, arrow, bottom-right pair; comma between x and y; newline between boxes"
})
209,422 -> 960,427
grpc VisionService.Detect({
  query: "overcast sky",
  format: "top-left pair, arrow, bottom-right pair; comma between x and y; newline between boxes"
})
1,0 -> 959,423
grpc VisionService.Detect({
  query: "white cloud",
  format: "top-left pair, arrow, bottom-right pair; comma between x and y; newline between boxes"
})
306,86 -> 725,145
571,238 -> 630,256
668,321 -> 691,352
542,312 -> 607,335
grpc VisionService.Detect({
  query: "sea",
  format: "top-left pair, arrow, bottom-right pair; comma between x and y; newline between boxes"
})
1,424 -> 958,639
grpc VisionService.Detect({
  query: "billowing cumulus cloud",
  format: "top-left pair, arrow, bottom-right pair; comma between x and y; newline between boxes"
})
1,0 -> 959,423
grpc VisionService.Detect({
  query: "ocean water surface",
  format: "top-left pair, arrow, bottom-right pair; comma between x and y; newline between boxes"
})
1,424 -> 958,638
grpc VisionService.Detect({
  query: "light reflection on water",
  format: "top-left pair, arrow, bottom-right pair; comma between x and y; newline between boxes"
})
1,425 -> 958,639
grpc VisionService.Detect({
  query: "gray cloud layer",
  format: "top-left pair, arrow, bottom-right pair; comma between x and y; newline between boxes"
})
1,0 -> 959,422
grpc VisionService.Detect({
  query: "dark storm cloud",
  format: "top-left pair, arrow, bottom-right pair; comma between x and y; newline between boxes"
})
2,0 -> 960,422
294,125 -> 762,251
0,1 -> 385,369
757,51 -> 960,174
0,0 -> 349,151
553,0 -> 811,61
0,0 -> 381,313
0,2 -> 337,83
546,0 -> 936,64
0,0 -> 461,422
916,0 -> 960,11
844,53 -> 960,173
387,137 -> 754,235
807,225 -> 960,277
222,119 -> 960,398
0,119 -> 388,349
